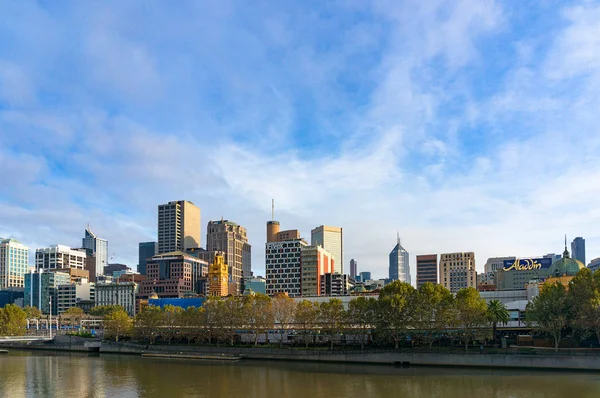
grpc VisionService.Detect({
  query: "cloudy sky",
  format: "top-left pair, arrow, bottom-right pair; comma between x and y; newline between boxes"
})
1,1 -> 599,280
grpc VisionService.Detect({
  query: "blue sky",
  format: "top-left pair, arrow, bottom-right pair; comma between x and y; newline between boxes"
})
1,0 -> 599,279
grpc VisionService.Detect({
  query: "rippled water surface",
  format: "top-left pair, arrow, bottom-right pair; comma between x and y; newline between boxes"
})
1,351 -> 600,397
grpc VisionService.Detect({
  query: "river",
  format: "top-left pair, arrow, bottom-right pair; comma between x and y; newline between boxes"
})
1,351 -> 600,397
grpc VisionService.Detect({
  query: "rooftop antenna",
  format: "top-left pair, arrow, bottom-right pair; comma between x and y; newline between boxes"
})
271,199 -> 275,221
397,231 -> 400,246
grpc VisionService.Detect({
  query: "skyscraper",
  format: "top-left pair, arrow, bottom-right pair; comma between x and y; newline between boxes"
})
416,254 -> 437,288
389,235 -> 410,284
265,238 -> 307,297
138,242 -> 158,276
311,225 -> 343,274
157,200 -> 201,254
571,237 -> 586,265
349,258 -> 358,279
82,227 -> 108,280
439,252 -> 477,293
0,238 -> 29,289
206,219 -> 251,295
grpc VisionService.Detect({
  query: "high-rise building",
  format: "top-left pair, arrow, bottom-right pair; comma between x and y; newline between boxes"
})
389,236 -> 410,284
96,282 -> 138,316
138,242 -> 158,276
82,227 -> 108,280
35,245 -> 87,271
588,258 -> 600,272
24,270 -> 71,314
265,238 -> 307,297
206,220 -> 251,295
157,201 -> 201,254
0,238 -> 29,289
300,245 -> 334,297
57,278 -> 95,314
349,259 -> 358,279
139,251 -> 208,298
544,253 -> 562,264
320,273 -> 354,296
208,253 -> 229,296
359,271 -> 372,282
311,225 -> 343,274
416,254 -> 437,288
571,237 -> 586,265
439,252 -> 476,293
483,257 -> 516,273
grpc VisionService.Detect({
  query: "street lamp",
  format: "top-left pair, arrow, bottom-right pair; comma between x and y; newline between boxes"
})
49,296 -> 52,339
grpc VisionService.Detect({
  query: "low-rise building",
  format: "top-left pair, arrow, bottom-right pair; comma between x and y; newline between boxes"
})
57,279 -> 95,314
95,282 -> 138,316
320,273 -> 354,296
243,276 -> 266,295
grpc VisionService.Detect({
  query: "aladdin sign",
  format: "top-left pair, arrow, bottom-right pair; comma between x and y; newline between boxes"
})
502,258 -> 552,272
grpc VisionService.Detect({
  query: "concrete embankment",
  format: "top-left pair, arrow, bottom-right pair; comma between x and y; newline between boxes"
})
0,335 -> 101,352
99,343 -> 600,371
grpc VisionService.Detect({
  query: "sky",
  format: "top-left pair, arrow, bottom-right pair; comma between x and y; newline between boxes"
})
1,0 -> 599,281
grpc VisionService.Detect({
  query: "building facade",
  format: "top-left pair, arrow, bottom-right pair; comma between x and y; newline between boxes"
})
300,245 -> 334,297
349,259 -> 357,279
206,220 -> 251,294
35,245 -> 87,272
57,279 -> 95,314
0,238 -> 29,289
157,200 -> 201,254
571,237 -> 586,265
439,252 -> 476,293
104,263 -> 130,276
139,251 -> 208,298
265,239 -> 307,297
416,254 -> 437,288
138,242 -> 158,276
495,258 -> 553,290
82,227 -> 108,280
588,258 -> 600,272
311,225 -> 343,274
358,271 -> 371,282
320,273 -> 354,296
208,253 -> 229,296
24,270 -> 71,314
483,256 -> 516,273
243,277 -> 266,295
389,237 -> 410,284
95,282 -> 138,316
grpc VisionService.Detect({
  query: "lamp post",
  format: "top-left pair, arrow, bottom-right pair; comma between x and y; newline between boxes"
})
49,296 -> 52,339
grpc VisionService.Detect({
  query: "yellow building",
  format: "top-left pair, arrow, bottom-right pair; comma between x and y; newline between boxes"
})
439,252 -> 477,293
208,252 -> 229,296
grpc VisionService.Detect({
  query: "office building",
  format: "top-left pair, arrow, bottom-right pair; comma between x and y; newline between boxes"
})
138,242 -> 158,276
349,259 -> 357,279
24,270 -> 71,314
35,245 -> 87,271
358,271 -> 372,282
265,238 -> 307,297
104,263 -> 130,277
311,225 -> 343,274
544,253 -> 562,264
484,257 -> 516,273
138,251 -> 208,298
571,237 -> 586,265
477,272 -> 497,291
96,282 -> 138,316
57,279 -> 95,314
588,258 -> 600,272
49,267 -> 90,283
0,238 -> 29,289
243,276 -> 266,295
81,227 -> 108,280
320,273 -> 354,296
300,245 -> 334,297
0,288 -> 24,307
389,236 -> 410,284
416,254 -> 437,287
117,273 -> 146,284
206,220 -> 251,294
439,252 -> 477,293
157,200 -> 201,254
208,252 -> 229,296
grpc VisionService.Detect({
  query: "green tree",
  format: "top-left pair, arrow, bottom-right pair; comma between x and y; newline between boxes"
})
487,300 -> 510,343
180,306 -> 205,344
453,287 -> 489,351
90,305 -> 124,317
347,297 -> 377,350
203,297 -> 223,345
134,305 -> 163,344
294,300 -> 319,348
220,296 -> 244,346
272,295 -> 296,348
375,281 -> 415,349
162,305 -> 184,344
23,306 -> 42,319
244,294 -> 274,346
104,309 -> 132,342
320,298 -> 346,349
0,304 -> 27,336
526,281 -> 568,352
62,307 -> 85,329
411,283 -> 454,349
568,268 -> 600,344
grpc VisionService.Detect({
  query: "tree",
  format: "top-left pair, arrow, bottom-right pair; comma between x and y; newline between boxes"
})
219,296 -> 244,346
453,287 -> 489,351
104,309 -> 132,342
526,281 -> 568,352
23,306 -> 42,319
162,305 -> 184,344
134,305 -> 163,344
272,294 -> 296,348
487,300 -> 510,343
375,281 -> 415,349
245,294 -> 274,346
62,307 -> 85,329
0,304 -> 27,336
90,305 -> 124,317
294,300 -> 319,348
568,268 -> 600,344
411,283 -> 454,349
203,297 -> 223,345
319,299 -> 346,349
347,297 -> 377,350
180,306 -> 205,344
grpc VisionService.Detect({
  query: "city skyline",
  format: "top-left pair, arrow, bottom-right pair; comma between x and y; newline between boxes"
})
1,1 -> 600,281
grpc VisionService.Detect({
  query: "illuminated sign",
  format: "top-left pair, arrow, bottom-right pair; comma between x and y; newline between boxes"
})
502,258 -> 552,272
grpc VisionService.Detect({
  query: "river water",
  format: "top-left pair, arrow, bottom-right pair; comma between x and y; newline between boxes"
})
1,351 -> 600,397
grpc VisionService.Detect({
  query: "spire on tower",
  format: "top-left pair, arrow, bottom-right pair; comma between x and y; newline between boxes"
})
271,199 -> 275,221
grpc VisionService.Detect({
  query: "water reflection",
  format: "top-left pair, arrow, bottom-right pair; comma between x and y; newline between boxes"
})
1,351 -> 600,398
